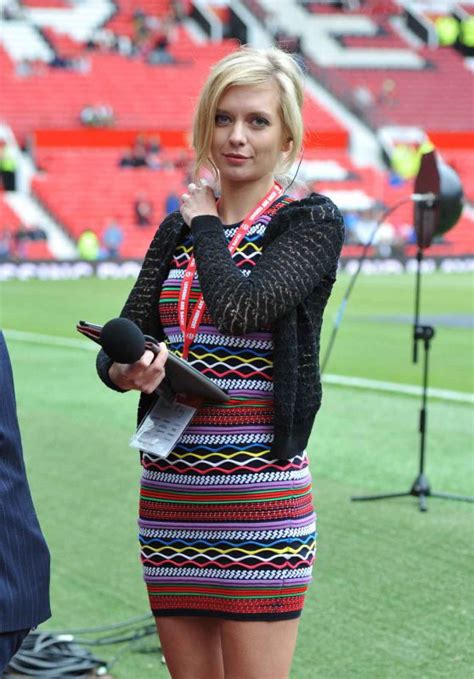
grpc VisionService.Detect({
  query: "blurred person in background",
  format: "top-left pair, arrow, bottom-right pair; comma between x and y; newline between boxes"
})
164,191 -> 180,214
79,103 -> 115,128
0,140 -> 17,192
353,205 -> 379,246
13,223 -> 47,259
133,192 -> 154,226
77,228 -> 100,260
1,0 -> 23,21
102,217 -> 124,259
145,134 -> 164,170
0,227 -> 13,260
0,332 -> 51,675
96,46 -> 343,679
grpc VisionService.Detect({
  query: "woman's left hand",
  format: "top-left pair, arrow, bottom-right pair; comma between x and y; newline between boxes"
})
180,180 -> 218,227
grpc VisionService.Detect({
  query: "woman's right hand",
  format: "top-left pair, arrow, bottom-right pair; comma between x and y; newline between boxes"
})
108,343 -> 168,394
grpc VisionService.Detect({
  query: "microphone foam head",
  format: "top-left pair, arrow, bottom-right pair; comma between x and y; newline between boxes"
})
100,317 -> 145,364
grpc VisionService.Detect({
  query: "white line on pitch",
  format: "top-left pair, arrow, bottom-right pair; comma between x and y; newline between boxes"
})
3,328 -> 96,351
3,328 -> 473,404
322,374 -> 473,404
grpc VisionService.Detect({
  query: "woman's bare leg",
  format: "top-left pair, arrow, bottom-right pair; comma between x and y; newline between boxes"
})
220,618 -> 300,679
155,616 -> 225,679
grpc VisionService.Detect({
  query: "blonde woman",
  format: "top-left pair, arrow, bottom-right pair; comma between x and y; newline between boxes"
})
97,46 -> 344,678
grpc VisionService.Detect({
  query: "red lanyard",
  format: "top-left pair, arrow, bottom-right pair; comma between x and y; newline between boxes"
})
178,182 -> 283,360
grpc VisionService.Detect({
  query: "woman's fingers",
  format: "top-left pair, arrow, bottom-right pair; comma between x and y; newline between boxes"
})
136,345 -> 168,394
180,180 -> 218,226
109,344 -> 168,393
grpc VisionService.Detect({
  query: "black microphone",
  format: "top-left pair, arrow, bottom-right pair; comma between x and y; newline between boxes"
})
77,317 -> 229,402
101,317 -> 158,364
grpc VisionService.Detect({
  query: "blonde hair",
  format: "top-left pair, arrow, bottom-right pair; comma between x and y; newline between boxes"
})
192,46 -> 304,182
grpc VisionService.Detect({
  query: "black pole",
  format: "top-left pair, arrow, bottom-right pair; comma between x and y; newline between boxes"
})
413,248 -> 423,364
419,328 -> 432,476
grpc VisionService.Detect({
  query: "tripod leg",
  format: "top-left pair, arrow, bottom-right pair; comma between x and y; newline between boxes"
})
429,491 -> 474,503
351,491 -> 412,502
418,493 -> 427,512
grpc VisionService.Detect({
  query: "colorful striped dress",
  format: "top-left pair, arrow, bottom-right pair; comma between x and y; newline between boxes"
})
138,214 -> 317,621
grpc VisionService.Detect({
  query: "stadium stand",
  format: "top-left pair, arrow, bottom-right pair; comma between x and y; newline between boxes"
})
299,1 -> 473,131
32,147 -> 186,258
0,0 -> 471,262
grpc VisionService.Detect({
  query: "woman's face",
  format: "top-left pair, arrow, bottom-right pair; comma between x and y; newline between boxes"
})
210,81 -> 289,187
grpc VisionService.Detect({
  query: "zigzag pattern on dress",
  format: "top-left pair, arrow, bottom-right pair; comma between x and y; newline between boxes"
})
140,534 -> 315,554
140,547 -> 316,570
140,461 -> 308,484
141,447 -> 308,474
141,450 -> 308,475
187,356 -> 272,381
169,219 -> 268,278
171,243 -> 192,268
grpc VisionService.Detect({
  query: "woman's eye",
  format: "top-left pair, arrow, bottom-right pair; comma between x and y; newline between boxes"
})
252,117 -> 269,127
215,113 -> 230,125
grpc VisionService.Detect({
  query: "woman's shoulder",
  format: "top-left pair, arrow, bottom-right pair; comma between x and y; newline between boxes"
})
268,192 -> 344,237
155,209 -> 185,235
147,210 -> 184,248
283,192 -> 343,221
140,210 -> 185,268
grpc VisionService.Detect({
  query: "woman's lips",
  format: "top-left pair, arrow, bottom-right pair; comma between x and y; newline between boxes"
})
223,154 -> 250,165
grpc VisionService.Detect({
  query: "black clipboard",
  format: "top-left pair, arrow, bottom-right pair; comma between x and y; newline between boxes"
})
77,320 -> 230,403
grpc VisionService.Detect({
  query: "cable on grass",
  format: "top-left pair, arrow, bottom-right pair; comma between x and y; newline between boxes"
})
3,618 -> 161,678
3,632 -> 108,678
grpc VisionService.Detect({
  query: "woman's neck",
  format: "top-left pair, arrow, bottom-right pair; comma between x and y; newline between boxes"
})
217,175 -> 276,225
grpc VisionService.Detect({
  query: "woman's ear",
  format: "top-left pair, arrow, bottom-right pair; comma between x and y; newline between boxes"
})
281,137 -> 293,153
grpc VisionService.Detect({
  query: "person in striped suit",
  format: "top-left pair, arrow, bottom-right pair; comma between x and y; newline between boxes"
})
0,332 -> 51,674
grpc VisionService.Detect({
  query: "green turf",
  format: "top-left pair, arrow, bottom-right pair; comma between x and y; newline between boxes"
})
1,272 -> 473,392
1,272 -> 473,678
321,272 -> 474,393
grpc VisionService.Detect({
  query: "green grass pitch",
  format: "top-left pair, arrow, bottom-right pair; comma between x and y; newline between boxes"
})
1,271 -> 473,678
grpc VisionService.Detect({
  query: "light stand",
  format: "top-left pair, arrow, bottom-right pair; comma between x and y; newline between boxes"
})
351,154 -> 474,511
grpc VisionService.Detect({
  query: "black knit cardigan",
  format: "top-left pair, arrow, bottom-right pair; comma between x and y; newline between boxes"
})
96,192 -> 344,459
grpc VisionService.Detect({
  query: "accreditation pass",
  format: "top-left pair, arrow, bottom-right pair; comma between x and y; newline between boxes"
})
129,395 -> 196,458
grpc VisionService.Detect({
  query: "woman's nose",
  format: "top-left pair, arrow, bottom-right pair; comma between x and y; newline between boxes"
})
228,121 -> 246,145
